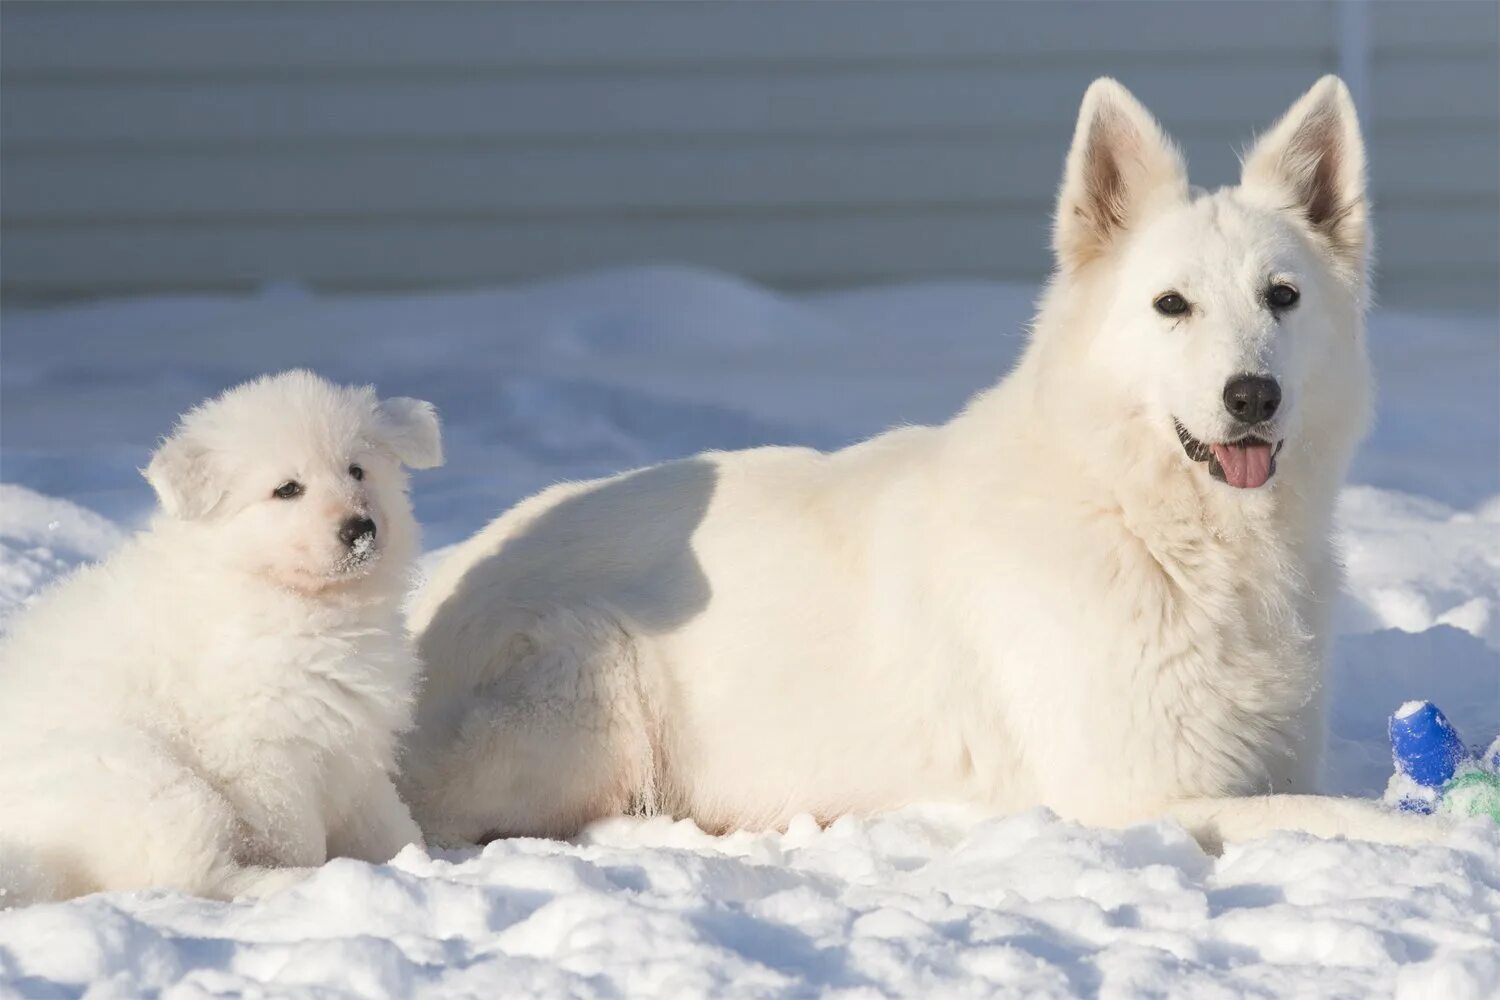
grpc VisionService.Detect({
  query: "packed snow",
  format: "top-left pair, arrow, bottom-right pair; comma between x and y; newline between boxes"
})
1,267 -> 1496,996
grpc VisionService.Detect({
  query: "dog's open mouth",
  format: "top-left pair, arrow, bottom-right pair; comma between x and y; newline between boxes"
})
1174,420 -> 1283,489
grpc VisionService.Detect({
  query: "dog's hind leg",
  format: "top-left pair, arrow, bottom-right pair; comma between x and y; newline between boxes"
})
0,843 -> 65,907
403,611 -> 660,847
204,863 -> 314,900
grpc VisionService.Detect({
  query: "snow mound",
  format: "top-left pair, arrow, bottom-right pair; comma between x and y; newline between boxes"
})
2,809 -> 1497,997
1338,486 -> 1500,650
0,484 -> 124,629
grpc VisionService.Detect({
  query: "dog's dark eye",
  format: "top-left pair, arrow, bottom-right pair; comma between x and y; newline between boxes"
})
1154,292 -> 1190,317
272,481 -> 303,500
349,464 -> 364,481
1266,283 -> 1300,310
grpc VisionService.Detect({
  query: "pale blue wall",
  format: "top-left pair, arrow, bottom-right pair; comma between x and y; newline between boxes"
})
2,1 -> 1495,309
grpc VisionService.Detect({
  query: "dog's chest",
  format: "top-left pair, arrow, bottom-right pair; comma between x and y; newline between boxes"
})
970,501 -> 1323,806
174,618 -> 416,793
1104,514 -> 1320,792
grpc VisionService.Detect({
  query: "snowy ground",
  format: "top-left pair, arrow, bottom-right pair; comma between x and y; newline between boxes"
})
0,267 -> 1496,996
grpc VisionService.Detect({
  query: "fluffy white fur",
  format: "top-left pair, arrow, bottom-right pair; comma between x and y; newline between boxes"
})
0,370 -> 443,905
404,78 -> 1444,851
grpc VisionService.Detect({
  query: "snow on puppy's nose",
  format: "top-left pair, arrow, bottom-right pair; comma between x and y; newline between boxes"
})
338,516 -> 376,548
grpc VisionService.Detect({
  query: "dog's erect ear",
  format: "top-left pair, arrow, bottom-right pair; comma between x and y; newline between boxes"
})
143,432 -> 223,519
375,397 -> 444,469
1240,76 -> 1368,277
1054,78 -> 1188,271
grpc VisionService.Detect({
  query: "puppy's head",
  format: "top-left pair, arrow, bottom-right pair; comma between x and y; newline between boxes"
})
144,370 -> 443,597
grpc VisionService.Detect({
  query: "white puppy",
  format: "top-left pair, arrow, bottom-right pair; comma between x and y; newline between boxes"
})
0,370 -> 443,905
405,78 -> 1448,851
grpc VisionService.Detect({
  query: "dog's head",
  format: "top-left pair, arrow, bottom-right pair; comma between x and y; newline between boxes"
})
144,370 -> 443,596
1047,76 -> 1372,492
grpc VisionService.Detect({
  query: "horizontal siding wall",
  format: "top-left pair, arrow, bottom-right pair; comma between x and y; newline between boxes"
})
1365,2 -> 1499,310
2,1 -> 1495,309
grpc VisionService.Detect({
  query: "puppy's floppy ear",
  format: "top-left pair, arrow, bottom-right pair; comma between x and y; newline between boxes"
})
143,432 -> 223,519
1054,78 -> 1188,271
375,397 -> 444,469
1240,75 -> 1368,278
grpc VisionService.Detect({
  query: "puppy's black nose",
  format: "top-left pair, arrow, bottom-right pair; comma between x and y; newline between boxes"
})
1223,375 -> 1281,424
338,516 -> 376,548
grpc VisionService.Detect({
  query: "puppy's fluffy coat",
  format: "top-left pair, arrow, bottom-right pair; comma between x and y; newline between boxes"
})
0,370 -> 442,904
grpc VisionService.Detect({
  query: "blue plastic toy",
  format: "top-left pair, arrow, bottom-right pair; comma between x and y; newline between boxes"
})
1387,701 -> 1500,823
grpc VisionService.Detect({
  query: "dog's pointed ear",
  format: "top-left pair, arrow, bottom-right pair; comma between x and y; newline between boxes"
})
143,432 -> 223,520
1240,76 -> 1367,276
1054,78 -> 1188,271
376,397 -> 444,469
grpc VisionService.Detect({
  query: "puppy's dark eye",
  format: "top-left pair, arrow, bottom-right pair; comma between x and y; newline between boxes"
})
272,481 -> 303,500
1154,292 -> 1190,317
349,464 -> 364,481
1266,283 -> 1300,310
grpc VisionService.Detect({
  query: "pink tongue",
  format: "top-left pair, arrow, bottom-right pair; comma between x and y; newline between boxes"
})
1211,441 -> 1274,488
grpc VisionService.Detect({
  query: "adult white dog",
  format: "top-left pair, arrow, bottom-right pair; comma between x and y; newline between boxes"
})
0,370 -> 443,904
405,78 -> 1439,850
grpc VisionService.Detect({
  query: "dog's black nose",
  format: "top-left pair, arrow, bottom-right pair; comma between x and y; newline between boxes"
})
1223,375 -> 1281,424
338,517 -> 376,548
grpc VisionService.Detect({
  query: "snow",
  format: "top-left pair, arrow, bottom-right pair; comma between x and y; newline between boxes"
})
1,267 -> 1497,996
0,484 -> 123,627
2,813 -> 1497,997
